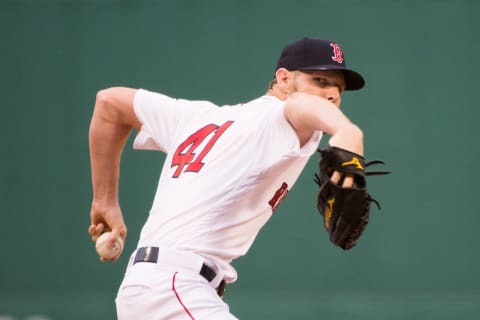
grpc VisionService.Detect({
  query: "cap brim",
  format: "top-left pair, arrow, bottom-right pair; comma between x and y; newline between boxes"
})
298,65 -> 365,91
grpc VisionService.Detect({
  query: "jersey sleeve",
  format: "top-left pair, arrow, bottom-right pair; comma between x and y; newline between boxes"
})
132,89 -> 216,153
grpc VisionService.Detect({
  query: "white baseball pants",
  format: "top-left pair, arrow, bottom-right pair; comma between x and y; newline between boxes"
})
115,248 -> 238,320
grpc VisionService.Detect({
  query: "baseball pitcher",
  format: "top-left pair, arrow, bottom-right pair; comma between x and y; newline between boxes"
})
88,37 -> 388,319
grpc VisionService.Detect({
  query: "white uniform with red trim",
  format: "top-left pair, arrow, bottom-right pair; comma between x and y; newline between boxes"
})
115,89 -> 322,320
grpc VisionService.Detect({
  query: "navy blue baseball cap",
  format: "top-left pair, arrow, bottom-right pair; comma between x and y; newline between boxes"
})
274,37 -> 365,90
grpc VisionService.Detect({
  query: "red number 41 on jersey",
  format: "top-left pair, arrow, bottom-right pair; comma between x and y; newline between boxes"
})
171,121 -> 234,178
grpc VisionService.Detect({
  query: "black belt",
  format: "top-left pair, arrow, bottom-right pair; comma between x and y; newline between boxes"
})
133,247 -> 226,297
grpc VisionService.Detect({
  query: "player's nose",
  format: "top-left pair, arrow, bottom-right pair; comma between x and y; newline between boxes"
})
326,88 -> 341,105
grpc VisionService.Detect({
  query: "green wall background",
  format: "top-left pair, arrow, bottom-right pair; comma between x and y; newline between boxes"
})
1,0 -> 479,319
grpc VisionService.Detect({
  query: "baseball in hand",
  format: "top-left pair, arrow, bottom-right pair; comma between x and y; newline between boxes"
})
95,231 -> 124,260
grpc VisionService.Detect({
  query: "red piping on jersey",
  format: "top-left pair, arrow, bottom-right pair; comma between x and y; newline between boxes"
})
172,272 -> 196,320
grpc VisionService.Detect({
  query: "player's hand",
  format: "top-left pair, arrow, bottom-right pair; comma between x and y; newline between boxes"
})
88,202 -> 127,260
330,171 -> 354,188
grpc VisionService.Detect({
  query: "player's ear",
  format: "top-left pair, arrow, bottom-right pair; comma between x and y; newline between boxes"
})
274,68 -> 294,94
274,68 -> 292,86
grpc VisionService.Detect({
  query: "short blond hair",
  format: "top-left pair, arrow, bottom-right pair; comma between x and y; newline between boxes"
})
268,78 -> 277,89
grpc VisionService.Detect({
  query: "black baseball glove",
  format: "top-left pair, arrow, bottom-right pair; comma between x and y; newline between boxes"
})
314,146 -> 389,250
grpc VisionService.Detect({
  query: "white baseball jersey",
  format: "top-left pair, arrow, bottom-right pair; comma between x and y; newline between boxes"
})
132,89 -> 322,283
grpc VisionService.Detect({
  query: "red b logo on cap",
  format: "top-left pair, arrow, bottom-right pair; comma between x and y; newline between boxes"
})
330,43 -> 344,64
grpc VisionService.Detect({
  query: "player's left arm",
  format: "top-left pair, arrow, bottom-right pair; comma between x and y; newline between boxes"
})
283,92 -> 363,187
88,87 -> 141,251
283,91 -> 363,154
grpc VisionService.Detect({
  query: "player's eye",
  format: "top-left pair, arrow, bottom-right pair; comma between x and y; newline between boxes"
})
314,77 -> 329,87
313,77 -> 345,92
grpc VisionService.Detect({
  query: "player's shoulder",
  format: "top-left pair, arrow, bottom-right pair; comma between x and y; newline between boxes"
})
244,95 -> 283,108
213,96 -> 285,128
137,89 -> 219,109
220,95 -> 283,113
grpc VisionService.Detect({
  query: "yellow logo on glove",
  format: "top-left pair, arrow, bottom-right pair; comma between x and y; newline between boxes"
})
325,198 -> 335,229
341,157 -> 364,170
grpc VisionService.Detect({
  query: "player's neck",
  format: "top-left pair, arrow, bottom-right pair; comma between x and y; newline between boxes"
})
266,85 -> 288,101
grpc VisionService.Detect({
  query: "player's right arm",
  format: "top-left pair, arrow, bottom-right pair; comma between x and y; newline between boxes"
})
88,87 -> 141,254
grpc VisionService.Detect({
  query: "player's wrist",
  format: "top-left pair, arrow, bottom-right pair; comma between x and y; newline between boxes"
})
328,125 -> 363,155
91,198 -> 120,213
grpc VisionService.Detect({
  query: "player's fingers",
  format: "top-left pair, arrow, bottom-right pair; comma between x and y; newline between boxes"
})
88,224 -> 99,234
108,229 -> 125,261
330,172 -> 354,188
88,223 -> 105,241
342,175 -> 354,188
330,171 -> 342,184
88,225 -> 97,240
96,223 -> 105,233
111,229 -> 125,242
109,220 -> 128,241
